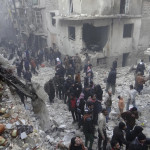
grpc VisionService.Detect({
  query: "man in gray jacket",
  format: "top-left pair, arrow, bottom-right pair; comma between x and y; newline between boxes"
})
98,109 -> 108,150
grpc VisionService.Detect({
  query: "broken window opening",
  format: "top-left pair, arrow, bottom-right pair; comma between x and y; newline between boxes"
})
123,24 -> 134,38
97,58 -> 107,66
68,26 -> 75,40
120,0 -> 126,14
82,24 -> 109,52
69,0 -> 73,13
50,12 -> 56,26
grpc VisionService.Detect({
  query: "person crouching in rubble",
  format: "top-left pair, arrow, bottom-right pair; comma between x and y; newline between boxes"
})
69,136 -> 87,150
135,72 -> 149,94
44,79 -> 55,103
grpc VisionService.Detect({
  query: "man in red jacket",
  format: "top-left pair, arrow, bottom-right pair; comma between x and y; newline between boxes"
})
69,93 -> 78,123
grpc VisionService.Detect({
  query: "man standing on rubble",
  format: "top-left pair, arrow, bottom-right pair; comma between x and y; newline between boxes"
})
136,60 -> 145,75
106,68 -> 116,95
135,72 -> 149,94
44,79 -> 55,103
98,109 -> 108,150
126,85 -> 137,110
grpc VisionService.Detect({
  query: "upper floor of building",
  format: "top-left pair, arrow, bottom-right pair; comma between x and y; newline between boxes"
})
58,0 -> 143,16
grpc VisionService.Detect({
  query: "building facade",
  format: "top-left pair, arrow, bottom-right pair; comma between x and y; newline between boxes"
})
53,0 -> 143,67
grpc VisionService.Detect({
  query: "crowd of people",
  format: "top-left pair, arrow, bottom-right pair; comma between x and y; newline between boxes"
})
1,41 -> 150,150
44,55 -> 150,150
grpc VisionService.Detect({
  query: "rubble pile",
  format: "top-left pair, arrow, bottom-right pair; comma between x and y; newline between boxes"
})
0,83 -> 49,150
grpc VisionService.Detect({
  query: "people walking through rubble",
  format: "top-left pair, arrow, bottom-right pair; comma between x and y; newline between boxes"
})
76,93 -> 85,128
126,126 -> 144,145
121,107 -> 139,130
53,73 -> 64,100
68,93 -> 78,123
112,58 -> 118,70
98,108 -> 108,150
111,122 -> 129,149
128,133 -> 150,150
69,136 -> 87,150
118,96 -> 125,116
23,69 -> 32,82
136,59 -> 145,75
84,72 -> 93,88
30,57 -> 38,75
106,68 -> 116,95
66,63 -> 75,79
75,53 -> 82,74
64,75 -> 74,104
44,79 -> 55,103
83,102 -> 95,150
135,72 -> 148,94
64,55 -> 70,70
91,94 -> 102,125
84,60 -> 92,74
15,58 -> 22,77
104,91 -> 112,122
94,84 -> 103,101
126,85 -> 137,110
74,73 -> 82,98
24,58 -> 30,71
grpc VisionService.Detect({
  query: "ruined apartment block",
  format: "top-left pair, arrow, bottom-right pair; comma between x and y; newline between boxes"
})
50,0 -> 143,67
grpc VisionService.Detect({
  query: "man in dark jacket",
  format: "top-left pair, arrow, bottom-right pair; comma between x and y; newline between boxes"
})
111,122 -> 129,148
83,102 -> 94,150
64,76 -> 74,104
129,133 -> 150,150
112,58 -> 118,70
74,81 -> 82,99
23,70 -> 32,82
84,72 -> 93,88
136,60 -> 145,75
66,63 -> 75,79
121,107 -> 139,130
44,79 -> 55,103
106,68 -> 116,95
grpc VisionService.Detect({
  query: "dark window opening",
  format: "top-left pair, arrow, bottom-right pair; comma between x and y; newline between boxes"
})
122,53 -> 129,67
69,0 -> 73,13
97,57 -> 107,66
120,0 -> 126,14
82,24 -> 109,52
50,13 -> 56,26
68,26 -> 75,40
123,24 -> 134,38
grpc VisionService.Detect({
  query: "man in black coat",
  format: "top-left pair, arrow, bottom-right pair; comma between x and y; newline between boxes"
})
112,122 -> 129,148
44,79 -> 55,103
129,133 -> 150,150
106,68 -> 116,95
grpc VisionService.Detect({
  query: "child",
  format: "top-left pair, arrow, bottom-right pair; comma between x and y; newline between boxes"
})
118,96 -> 125,115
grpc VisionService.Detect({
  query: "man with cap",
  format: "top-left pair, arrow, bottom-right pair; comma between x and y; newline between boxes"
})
111,122 -> 129,148
129,133 -> 150,150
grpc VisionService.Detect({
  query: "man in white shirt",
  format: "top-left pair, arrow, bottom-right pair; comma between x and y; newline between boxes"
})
126,85 -> 137,111
98,109 -> 108,150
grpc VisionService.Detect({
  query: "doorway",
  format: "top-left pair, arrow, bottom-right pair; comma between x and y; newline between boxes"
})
122,53 -> 129,67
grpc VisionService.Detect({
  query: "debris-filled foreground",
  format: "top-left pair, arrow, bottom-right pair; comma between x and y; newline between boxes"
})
1,56 -> 150,150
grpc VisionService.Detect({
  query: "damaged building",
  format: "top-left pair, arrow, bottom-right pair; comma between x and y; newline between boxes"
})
51,0 -> 143,67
